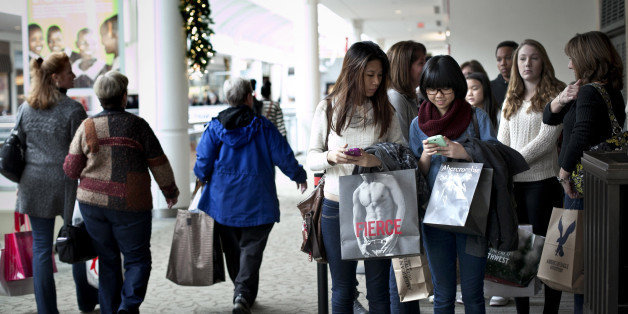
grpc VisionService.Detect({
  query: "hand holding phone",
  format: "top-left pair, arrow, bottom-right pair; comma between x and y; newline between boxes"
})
344,148 -> 362,156
426,135 -> 447,147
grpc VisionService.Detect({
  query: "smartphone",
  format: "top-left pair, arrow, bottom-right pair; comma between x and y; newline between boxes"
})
344,148 -> 362,156
426,135 -> 447,147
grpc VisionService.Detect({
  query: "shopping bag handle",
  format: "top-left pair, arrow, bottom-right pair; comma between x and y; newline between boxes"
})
14,212 -> 31,232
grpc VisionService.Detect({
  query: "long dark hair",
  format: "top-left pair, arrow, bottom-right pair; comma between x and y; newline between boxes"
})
466,72 -> 499,128
328,41 -> 393,138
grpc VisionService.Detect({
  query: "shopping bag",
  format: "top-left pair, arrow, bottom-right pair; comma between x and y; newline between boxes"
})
485,225 -> 545,287
484,277 -> 542,298
339,169 -> 421,260
423,162 -> 493,236
537,207 -> 584,294
86,257 -> 98,289
166,209 -> 225,286
4,213 -> 57,281
392,254 -> 433,302
0,249 -> 34,296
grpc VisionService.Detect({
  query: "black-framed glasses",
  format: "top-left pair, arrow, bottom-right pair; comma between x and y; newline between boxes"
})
425,88 -> 454,96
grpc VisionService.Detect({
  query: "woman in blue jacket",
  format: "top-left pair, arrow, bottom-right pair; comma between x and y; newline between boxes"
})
409,55 -> 497,313
194,77 -> 307,314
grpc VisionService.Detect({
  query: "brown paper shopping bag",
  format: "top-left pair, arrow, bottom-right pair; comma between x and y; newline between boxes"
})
391,255 -> 433,302
537,207 -> 583,294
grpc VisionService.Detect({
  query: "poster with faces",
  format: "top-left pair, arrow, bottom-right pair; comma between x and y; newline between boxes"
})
339,169 -> 421,260
26,0 -> 120,93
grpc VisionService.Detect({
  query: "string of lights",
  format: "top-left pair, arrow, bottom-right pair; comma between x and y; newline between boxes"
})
179,0 -> 216,78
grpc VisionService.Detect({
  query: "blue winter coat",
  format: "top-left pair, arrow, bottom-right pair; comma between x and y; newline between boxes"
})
194,107 -> 307,227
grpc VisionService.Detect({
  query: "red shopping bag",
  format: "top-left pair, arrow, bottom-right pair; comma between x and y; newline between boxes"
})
4,213 -> 57,281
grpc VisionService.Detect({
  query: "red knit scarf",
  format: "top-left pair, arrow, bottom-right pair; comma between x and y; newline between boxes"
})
418,98 -> 472,139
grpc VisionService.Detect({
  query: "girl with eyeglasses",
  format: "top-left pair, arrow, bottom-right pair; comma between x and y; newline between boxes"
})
409,55 -> 497,313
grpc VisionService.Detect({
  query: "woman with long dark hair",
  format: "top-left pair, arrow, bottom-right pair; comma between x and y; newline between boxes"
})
307,41 -> 404,313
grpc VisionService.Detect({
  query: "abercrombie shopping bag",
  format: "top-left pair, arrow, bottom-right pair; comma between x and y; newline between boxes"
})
485,225 -> 545,287
537,207 -> 584,294
423,162 -> 493,236
392,255 -> 433,301
339,169 -> 420,260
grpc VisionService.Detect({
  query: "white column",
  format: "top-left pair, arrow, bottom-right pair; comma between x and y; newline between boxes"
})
137,0 -> 190,214
294,0 -> 320,153
352,19 -> 363,44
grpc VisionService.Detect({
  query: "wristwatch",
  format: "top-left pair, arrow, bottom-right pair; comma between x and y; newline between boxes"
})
556,176 -> 567,183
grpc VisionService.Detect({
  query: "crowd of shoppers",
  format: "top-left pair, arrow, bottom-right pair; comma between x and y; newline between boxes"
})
5,28 -> 625,314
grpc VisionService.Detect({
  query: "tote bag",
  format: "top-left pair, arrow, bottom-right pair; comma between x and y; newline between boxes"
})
423,162 -> 493,236
339,169 -> 420,260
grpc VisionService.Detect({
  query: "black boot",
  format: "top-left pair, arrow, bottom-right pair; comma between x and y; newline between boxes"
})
233,294 -> 251,314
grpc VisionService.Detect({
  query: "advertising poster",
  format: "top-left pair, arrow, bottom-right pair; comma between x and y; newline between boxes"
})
339,169 -> 420,260
26,0 -> 120,96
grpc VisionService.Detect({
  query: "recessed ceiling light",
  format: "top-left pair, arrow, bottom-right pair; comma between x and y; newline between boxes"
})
395,10 -> 402,14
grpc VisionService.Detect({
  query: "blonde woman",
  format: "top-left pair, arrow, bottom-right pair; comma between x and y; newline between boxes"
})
497,39 -> 565,314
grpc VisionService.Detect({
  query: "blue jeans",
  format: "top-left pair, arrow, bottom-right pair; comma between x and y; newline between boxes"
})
422,224 -> 486,314
29,216 -> 99,314
80,203 -> 152,314
321,198 -> 391,314
564,194 -> 584,314
389,264 -> 420,313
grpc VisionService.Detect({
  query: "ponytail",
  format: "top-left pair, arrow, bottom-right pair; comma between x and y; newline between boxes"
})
27,53 -> 68,110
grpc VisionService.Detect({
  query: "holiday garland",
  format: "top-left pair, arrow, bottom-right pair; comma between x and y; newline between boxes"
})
180,0 -> 216,76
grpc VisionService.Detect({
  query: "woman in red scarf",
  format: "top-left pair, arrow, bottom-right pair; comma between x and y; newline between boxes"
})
409,55 -> 498,313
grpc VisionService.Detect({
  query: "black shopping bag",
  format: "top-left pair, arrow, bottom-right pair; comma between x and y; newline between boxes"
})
339,169 -> 420,260
423,162 -> 493,236
485,225 -> 545,287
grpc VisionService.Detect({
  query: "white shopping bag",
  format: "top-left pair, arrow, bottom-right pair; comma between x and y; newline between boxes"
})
86,257 -> 99,289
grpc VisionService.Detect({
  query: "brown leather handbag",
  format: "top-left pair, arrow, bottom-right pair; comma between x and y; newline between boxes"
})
297,99 -> 332,263
297,177 -> 327,262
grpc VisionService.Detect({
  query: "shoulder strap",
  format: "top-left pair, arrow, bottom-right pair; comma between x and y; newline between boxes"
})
471,107 -> 481,139
325,98 -> 332,150
589,83 -> 623,136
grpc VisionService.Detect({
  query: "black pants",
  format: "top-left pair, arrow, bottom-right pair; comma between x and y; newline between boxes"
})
216,222 -> 274,305
513,178 -> 563,314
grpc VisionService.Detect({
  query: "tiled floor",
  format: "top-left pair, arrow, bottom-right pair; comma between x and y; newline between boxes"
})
0,168 -> 574,313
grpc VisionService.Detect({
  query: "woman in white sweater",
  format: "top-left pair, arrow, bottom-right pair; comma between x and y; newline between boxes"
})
307,41 -> 405,313
497,39 -> 566,314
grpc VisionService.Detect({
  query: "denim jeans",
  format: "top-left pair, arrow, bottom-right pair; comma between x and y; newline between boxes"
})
29,216 -> 99,314
389,264 -> 420,313
29,216 -> 59,314
564,194 -> 584,314
422,224 -> 486,314
80,203 -> 152,314
321,198 -> 391,314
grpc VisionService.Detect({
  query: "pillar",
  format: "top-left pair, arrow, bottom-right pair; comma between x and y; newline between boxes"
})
137,0 -> 190,215
295,0 -> 320,153
352,19 -> 363,44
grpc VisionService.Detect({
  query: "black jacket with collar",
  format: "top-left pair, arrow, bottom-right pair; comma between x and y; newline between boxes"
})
461,138 -> 529,251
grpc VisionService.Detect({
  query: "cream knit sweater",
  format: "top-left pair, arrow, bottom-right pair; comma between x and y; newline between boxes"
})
497,100 -> 562,182
306,99 -> 405,198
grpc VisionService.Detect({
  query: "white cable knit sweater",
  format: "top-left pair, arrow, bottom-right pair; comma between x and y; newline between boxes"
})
497,100 -> 562,182
306,99 -> 405,198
